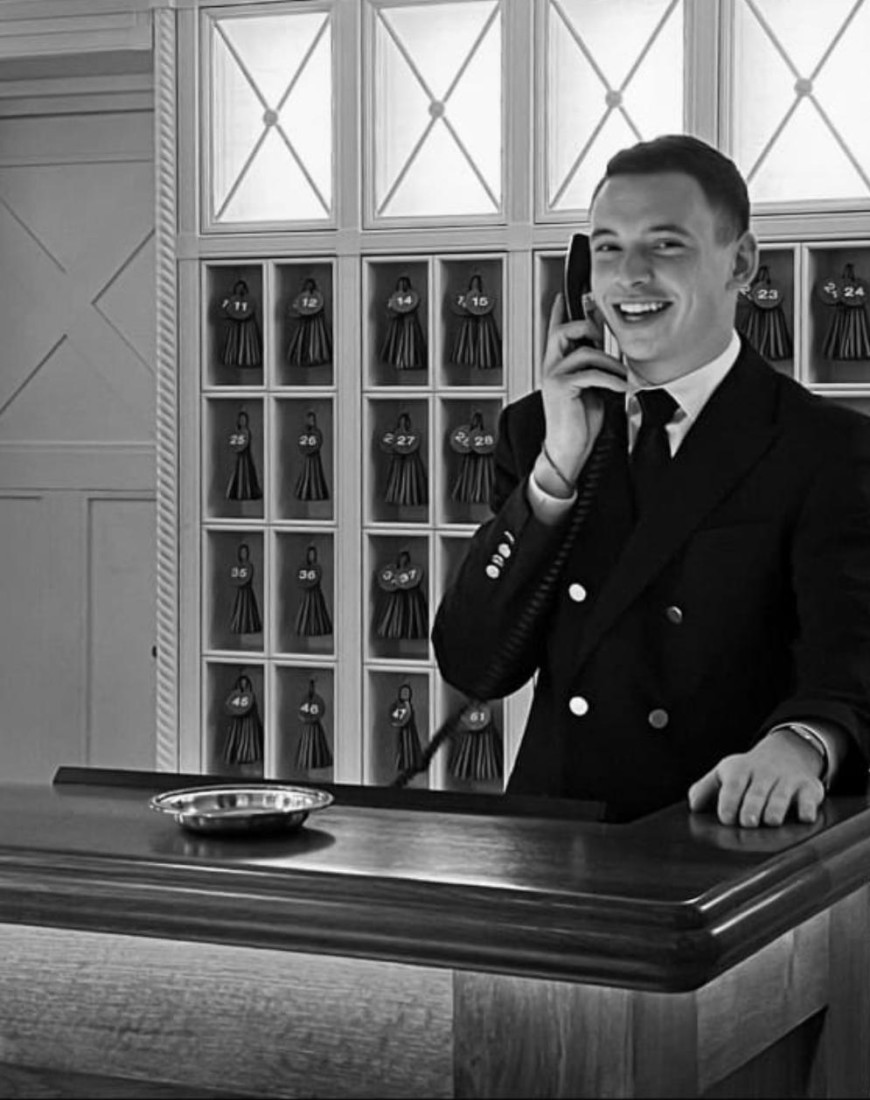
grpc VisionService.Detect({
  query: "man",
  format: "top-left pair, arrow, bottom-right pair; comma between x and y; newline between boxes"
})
432,134 -> 870,827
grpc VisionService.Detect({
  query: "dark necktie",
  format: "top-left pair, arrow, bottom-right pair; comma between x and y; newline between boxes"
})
630,388 -> 678,515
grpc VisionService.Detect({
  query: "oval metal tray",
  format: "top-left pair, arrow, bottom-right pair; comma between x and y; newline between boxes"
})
149,784 -> 334,836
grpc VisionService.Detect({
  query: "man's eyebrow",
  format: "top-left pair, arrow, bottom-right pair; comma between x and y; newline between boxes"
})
590,223 -> 692,239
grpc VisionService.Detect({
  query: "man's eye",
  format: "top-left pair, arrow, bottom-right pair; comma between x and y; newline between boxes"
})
593,243 -> 618,254
654,240 -> 683,251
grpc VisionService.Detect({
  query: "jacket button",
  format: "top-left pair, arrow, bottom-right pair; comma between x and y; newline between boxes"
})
568,583 -> 588,603
648,708 -> 669,729
498,542 -> 512,558
485,564 -> 500,580
492,553 -> 505,567
665,605 -> 684,624
569,695 -> 590,717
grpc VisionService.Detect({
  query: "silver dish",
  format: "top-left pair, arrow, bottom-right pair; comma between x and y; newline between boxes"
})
149,784 -> 334,836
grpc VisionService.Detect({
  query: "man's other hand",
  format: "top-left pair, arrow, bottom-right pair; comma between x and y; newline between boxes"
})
687,730 -> 826,827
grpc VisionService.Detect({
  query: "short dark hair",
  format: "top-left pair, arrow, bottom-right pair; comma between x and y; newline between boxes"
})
591,134 -> 750,243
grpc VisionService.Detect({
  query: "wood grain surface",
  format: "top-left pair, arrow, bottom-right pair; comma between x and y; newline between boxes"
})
0,924 -> 453,1099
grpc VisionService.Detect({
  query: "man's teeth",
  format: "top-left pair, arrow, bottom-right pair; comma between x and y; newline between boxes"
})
619,302 -> 667,315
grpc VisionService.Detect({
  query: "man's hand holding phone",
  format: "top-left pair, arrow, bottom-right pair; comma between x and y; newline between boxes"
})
536,292 -> 628,497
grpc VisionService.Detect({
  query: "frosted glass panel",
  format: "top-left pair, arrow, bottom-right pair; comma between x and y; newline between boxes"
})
371,0 -> 503,219
732,0 -> 870,204
545,0 -> 684,214
208,10 -> 333,225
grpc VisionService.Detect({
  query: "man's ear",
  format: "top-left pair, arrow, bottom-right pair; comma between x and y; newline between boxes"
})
727,230 -> 759,292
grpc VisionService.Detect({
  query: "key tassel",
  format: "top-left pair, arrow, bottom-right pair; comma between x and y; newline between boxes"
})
294,544 -> 333,636
220,280 -> 262,368
228,542 -> 262,634
374,550 -> 428,640
817,264 -> 870,360
226,410 -> 262,501
222,673 -> 264,766
381,276 -> 427,370
736,265 -> 792,361
296,680 -> 333,771
294,410 -> 330,501
449,410 -> 496,505
450,274 -> 502,370
389,683 -> 424,775
286,278 -> 332,367
448,700 -> 503,782
382,412 -> 428,506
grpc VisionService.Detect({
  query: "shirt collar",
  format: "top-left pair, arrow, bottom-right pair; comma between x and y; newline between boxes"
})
626,331 -> 742,424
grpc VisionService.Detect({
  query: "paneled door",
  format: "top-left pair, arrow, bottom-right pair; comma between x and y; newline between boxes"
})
0,86 -> 157,781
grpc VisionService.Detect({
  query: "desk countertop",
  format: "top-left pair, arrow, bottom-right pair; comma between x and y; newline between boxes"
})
1,770 -> 870,992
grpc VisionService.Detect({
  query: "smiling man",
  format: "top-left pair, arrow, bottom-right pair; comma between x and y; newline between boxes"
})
432,134 -> 870,827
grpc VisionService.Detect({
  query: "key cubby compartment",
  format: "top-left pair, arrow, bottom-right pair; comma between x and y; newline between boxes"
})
437,254 -> 505,388
437,396 -> 503,526
204,396 -> 266,521
364,258 -> 431,387
273,396 -> 335,522
536,251 -> 568,380
366,397 -> 431,525
204,263 -> 265,389
736,246 -> 797,379
204,660 -> 266,779
437,683 -> 505,795
366,532 -> 431,662
274,260 -> 335,388
366,668 -> 431,789
274,530 -> 335,657
438,533 -> 475,597
204,529 -> 266,654
805,243 -> 870,385
274,664 -> 336,783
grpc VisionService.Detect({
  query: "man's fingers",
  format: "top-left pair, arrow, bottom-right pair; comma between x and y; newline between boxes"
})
735,778 -> 774,828
760,778 -> 795,827
716,770 -> 752,826
688,768 -> 720,811
795,780 -> 824,824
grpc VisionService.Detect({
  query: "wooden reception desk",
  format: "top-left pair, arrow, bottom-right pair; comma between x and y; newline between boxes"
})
1,768 -> 870,1098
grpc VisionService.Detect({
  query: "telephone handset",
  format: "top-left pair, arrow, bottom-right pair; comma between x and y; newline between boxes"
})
392,234 -> 620,789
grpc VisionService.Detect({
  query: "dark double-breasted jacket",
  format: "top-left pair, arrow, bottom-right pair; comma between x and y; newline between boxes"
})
432,340 -> 870,818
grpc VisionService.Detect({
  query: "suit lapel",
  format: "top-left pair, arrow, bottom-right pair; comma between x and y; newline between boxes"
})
572,343 -> 782,669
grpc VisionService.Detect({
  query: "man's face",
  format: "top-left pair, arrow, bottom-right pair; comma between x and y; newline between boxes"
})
589,171 -> 754,379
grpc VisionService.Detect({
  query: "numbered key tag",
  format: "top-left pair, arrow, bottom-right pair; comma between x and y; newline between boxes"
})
224,677 -> 254,717
461,701 -> 493,732
449,423 -> 473,454
377,563 -> 400,591
229,561 -> 253,586
396,561 -> 423,590
389,684 -> 414,728
451,291 -> 470,316
292,281 -> 324,317
228,427 -> 250,453
471,427 -> 496,455
387,280 -> 420,315
816,276 -> 842,306
222,281 -> 254,321
464,288 -> 495,316
298,690 -> 326,723
298,426 -> 323,455
392,428 -> 420,455
750,282 -> 782,310
297,546 -> 322,589
842,276 -> 869,308
379,427 -> 397,454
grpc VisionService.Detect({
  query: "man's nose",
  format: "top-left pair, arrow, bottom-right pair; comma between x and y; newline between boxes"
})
617,248 -> 653,286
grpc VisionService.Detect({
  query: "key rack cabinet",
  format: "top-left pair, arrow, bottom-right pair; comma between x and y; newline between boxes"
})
154,0 -> 870,789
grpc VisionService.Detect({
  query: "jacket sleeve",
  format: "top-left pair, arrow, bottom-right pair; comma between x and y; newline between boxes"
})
761,410 -> 870,792
432,396 -> 575,700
